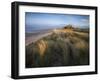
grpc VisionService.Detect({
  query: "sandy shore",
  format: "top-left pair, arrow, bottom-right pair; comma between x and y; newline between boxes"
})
26,30 -> 52,46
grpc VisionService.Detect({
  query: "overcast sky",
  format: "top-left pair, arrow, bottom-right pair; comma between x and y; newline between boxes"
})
25,12 -> 89,32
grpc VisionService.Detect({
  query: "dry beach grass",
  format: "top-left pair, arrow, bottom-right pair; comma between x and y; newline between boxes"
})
26,27 -> 89,68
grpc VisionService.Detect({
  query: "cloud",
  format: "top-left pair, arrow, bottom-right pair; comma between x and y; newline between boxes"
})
81,19 -> 89,23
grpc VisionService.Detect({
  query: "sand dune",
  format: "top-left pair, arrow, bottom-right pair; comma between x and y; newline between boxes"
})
26,28 -> 89,68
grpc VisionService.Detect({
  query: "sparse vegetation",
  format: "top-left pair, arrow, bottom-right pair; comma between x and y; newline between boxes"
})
26,27 -> 89,68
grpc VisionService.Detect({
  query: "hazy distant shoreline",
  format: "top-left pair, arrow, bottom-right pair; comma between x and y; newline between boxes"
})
25,29 -> 52,46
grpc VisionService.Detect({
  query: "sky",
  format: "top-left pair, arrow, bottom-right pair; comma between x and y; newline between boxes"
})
25,12 -> 89,32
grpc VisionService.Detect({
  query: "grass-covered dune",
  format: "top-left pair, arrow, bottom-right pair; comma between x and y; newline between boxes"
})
26,28 -> 89,68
